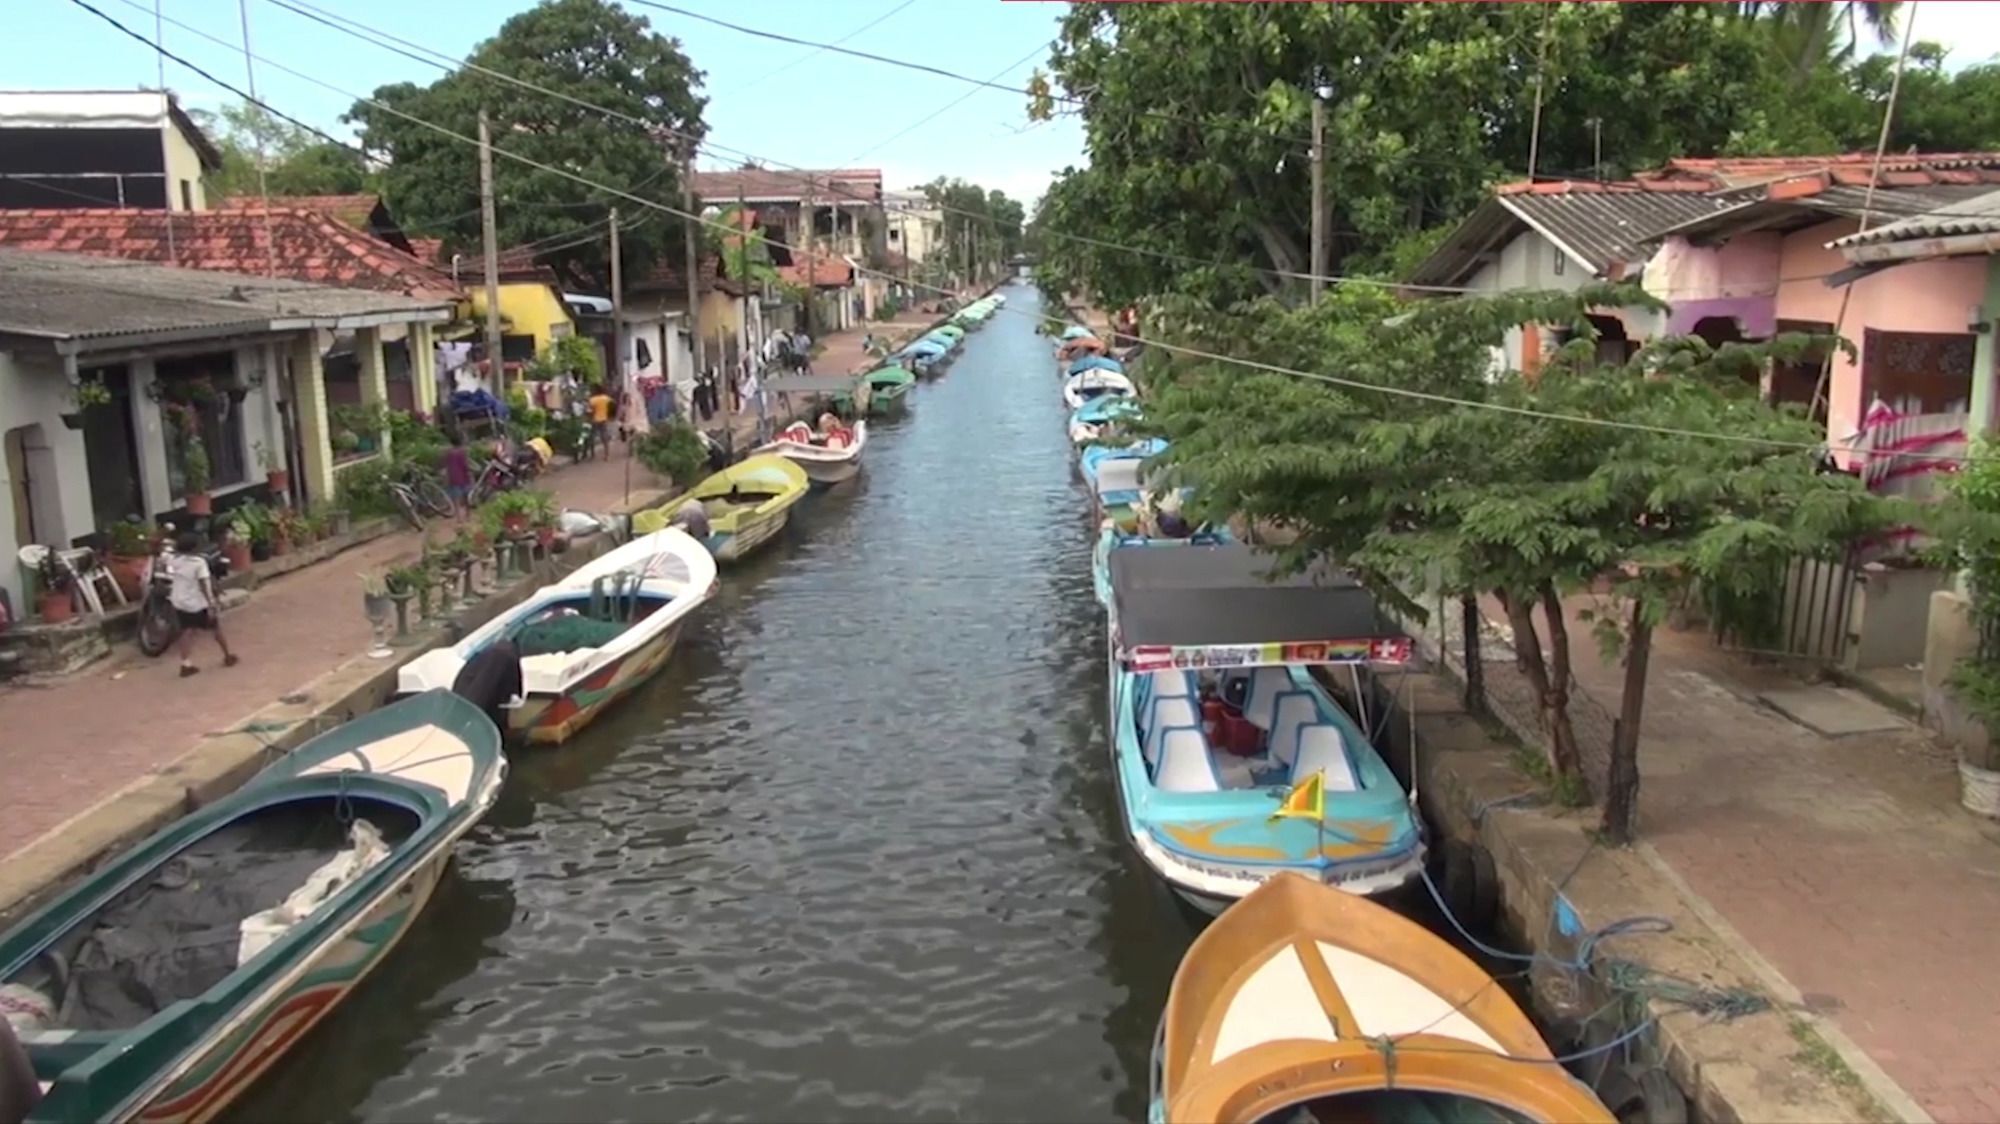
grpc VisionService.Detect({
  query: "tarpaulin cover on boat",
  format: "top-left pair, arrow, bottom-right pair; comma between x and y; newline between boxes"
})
764,374 -> 862,396
1107,544 -> 1408,667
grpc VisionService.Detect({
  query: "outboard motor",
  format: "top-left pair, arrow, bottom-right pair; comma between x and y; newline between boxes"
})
451,639 -> 523,740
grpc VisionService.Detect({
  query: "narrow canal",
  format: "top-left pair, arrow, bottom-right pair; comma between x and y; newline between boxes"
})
235,283 -> 1201,1123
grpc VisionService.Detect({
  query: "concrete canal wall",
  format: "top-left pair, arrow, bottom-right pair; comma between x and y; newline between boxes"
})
0,487 -> 679,929
1322,632 -> 1923,1124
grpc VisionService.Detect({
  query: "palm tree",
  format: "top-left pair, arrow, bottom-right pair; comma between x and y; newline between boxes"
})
1732,1 -> 1903,77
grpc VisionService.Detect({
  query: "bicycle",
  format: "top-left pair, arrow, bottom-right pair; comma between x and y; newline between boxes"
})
388,462 -> 455,530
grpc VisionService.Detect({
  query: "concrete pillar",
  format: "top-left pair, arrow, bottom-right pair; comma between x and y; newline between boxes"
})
290,333 -> 335,506
1970,256 -> 2000,436
131,359 -> 173,516
411,321 -> 439,417
356,325 -> 391,459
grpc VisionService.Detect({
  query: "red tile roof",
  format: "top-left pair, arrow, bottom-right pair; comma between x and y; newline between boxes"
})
1640,152 -> 2000,190
220,192 -> 385,230
0,207 -> 460,301
777,256 -> 854,289
1495,179 -> 1712,196
408,236 -> 443,264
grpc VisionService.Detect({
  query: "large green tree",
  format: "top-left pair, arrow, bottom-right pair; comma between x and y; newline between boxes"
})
1139,288 -> 1887,839
920,177 -> 1025,283
194,102 -> 376,200
346,0 -> 705,286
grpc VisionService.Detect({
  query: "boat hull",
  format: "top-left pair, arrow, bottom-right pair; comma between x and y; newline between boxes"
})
708,508 -> 791,562
511,619 -> 688,744
129,856 -> 450,1124
797,459 -> 861,488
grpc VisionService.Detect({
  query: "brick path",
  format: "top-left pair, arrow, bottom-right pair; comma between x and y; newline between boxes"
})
0,454 -> 658,863
1431,594 -> 2000,1122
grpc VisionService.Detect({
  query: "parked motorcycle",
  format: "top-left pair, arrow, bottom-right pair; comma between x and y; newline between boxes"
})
137,529 -> 231,657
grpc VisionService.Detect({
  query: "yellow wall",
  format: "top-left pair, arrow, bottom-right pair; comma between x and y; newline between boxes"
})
163,125 -> 208,212
469,282 -> 575,354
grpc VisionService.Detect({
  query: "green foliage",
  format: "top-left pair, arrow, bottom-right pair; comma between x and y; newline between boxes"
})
228,501 -> 276,547
921,177 -> 1026,271
193,101 -> 377,201
104,519 -> 156,558
1932,440 -> 2000,729
1031,2 -> 2000,306
634,421 -> 708,484
71,379 -> 112,410
335,458 -> 402,518
330,402 -> 389,455
713,203 -> 780,291
346,0 -> 706,287
388,410 -> 448,469
182,435 -> 211,494
524,336 -> 606,386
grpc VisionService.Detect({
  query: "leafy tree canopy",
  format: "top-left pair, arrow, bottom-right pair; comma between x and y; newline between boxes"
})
1032,1 -> 2000,308
346,0 -> 705,287
921,176 -> 1027,266
194,102 -> 376,200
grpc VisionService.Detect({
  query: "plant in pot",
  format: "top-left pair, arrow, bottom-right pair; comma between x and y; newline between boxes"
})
103,518 -> 157,599
1935,441 -> 2000,817
61,379 -> 113,431
231,502 -> 274,561
34,551 -> 75,625
257,441 -> 290,495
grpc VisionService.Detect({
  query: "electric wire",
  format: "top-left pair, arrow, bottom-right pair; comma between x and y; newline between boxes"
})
70,0 -> 2000,467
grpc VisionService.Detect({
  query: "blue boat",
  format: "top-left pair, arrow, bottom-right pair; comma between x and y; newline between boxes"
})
900,337 -> 951,378
1081,438 -> 1166,530
1067,397 -> 1141,448
1101,541 -> 1424,916
1067,354 -> 1124,378
1092,522 -> 1233,608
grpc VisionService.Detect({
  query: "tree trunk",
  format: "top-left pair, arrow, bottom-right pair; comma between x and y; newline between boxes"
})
1536,582 -> 1584,786
1460,592 -> 1485,715
1601,601 -> 1652,844
1496,589 -> 1573,784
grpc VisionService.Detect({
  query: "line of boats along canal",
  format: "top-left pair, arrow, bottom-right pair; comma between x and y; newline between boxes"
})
0,288 -> 1622,1123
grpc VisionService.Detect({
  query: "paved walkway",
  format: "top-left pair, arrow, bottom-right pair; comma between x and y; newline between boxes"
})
0,454 -> 659,864
1449,594 -> 2000,1122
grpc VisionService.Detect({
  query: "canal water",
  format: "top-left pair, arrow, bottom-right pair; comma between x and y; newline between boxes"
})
235,283 -> 1202,1123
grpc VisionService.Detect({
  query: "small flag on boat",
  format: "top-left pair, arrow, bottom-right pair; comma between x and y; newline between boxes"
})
1271,770 -> 1325,822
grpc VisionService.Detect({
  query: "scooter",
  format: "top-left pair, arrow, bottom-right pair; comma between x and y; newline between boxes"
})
137,529 -> 231,657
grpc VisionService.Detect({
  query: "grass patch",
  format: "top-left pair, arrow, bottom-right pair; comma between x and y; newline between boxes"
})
1508,742 -> 1591,808
1789,1018 -> 1896,1123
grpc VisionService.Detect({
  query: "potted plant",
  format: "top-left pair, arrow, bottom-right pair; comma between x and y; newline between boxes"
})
103,518 -> 156,599
35,552 -> 75,624
61,379 -> 113,431
220,523 -> 253,574
230,502 -> 274,562
258,441 -> 289,495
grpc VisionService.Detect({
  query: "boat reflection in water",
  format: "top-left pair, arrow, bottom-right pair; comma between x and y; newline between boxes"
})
1150,873 -> 1612,1124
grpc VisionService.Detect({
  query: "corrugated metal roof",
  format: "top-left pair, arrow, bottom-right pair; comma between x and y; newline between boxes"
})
1500,190 -> 1733,274
1831,189 -> 2000,248
1645,182 -> 2000,243
0,247 -> 450,348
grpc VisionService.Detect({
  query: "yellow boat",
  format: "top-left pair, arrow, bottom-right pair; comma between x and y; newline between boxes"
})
1154,873 -> 1613,1124
668,454 -> 809,562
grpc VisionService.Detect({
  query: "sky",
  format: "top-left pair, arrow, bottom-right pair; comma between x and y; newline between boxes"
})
12,0 -> 2000,215
16,0 -> 1088,208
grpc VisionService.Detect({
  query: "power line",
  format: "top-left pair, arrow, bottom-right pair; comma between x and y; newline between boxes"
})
706,0 -> 919,98
70,0 -> 1993,466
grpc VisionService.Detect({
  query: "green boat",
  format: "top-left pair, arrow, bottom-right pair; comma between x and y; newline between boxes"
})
837,365 -> 916,417
0,690 -> 505,1124
932,324 -> 967,346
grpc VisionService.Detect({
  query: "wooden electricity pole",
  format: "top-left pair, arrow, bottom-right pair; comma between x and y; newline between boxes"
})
478,110 -> 505,399
1310,93 -> 1327,301
608,206 -> 623,395
681,149 -> 716,442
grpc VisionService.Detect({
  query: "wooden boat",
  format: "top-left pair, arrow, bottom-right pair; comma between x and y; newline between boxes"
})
1068,397 -> 1141,449
1102,542 -> 1424,915
754,417 -> 867,488
1153,872 -> 1613,1124
679,454 -> 809,562
842,366 -> 915,417
0,690 -> 505,1124
1063,368 -> 1135,411
1081,438 -> 1166,531
396,528 -> 718,744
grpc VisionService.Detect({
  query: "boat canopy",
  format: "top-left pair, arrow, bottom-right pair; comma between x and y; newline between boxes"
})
765,373 -> 862,396
865,366 -> 916,388
1072,397 -> 1141,427
901,338 -> 948,357
1159,873 -> 1612,1124
1107,543 -> 1409,669
1068,354 -> 1124,377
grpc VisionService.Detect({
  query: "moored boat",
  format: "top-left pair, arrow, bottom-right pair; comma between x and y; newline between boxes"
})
842,365 -> 916,417
1068,397 -> 1141,448
1067,354 -> 1124,379
1102,541 -> 1424,915
1151,872 -> 1614,1124
900,337 -> 951,378
1063,368 -> 1137,411
397,528 -> 718,744
1092,521 -> 1233,608
677,454 -> 809,562
754,416 -> 867,488
0,690 -> 505,1124
1081,438 -> 1167,531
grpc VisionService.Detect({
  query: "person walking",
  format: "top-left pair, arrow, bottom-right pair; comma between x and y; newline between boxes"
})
442,430 -> 474,516
588,384 -> 617,457
161,531 -> 238,677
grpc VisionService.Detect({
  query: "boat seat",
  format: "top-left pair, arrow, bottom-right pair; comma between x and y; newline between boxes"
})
1151,670 -> 1195,701
1144,697 -> 1199,768
1155,726 -> 1222,793
1291,725 -> 1361,792
1267,691 -> 1319,771
1241,668 -> 1293,730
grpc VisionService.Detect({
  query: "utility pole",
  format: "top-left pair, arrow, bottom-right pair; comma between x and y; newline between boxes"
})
1309,67 -> 1332,301
609,206 -> 623,399
478,110 -> 504,401
681,148 -> 716,443
802,182 -> 816,339
738,184 -> 753,384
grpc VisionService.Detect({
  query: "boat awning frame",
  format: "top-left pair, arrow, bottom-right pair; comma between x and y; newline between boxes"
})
1108,544 -> 1410,668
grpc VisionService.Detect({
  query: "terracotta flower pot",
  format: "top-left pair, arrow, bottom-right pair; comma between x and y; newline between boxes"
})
270,532 -> 290,558
503,513 -> 529,535
224,541 -> 253,573
108,554 -> 148,600
267,469 -> 291,494
38,590 -> 74,625
186,492 -> 212,516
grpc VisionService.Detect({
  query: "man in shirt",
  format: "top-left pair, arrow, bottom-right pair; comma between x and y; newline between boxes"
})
588,385 -> 617,456
441,430 -> 473,516
163,532 -> 237,677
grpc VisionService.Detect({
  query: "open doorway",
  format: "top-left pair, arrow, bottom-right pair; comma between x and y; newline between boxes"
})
81,364 -> 144,528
